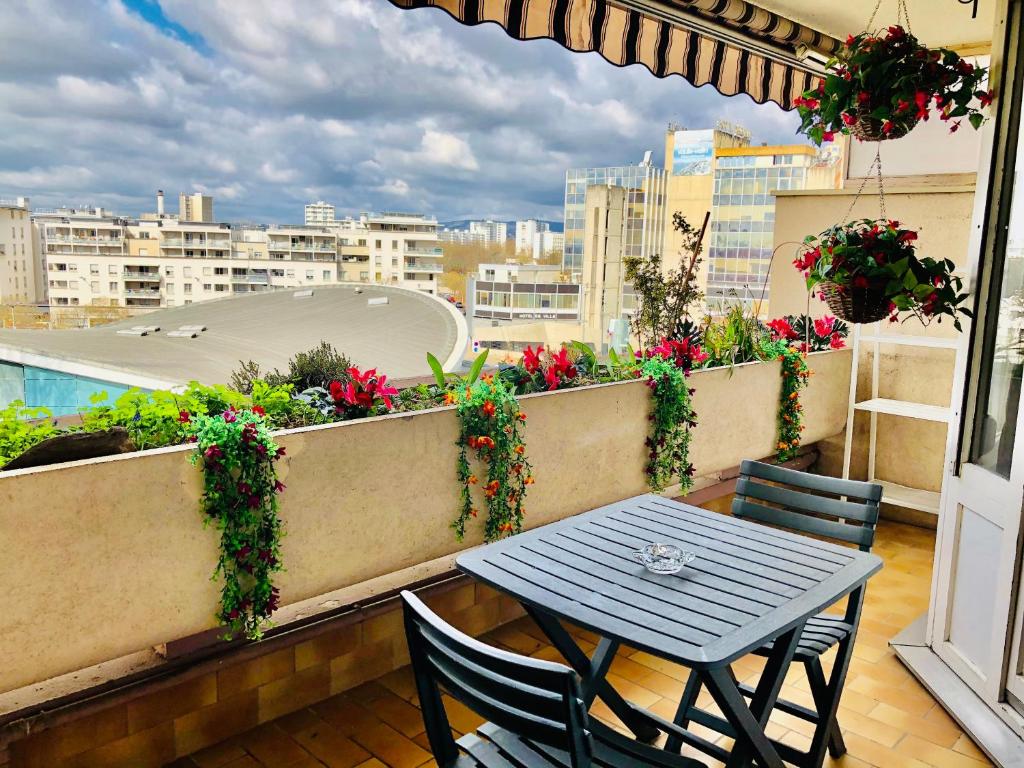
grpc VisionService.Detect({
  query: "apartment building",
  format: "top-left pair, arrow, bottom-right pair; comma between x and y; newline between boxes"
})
305,201 -> 336,226
178,192 -> 214,222
352,212 -> 442,295
438,219 -> 507,246
0,198 -> 36,304
514,220 -> 563,260
36,213 -> 341,309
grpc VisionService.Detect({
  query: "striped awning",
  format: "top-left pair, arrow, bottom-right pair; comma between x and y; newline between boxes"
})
389,0 -> 841,110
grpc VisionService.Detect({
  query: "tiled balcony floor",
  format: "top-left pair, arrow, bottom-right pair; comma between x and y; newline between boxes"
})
170,520 -> 992,768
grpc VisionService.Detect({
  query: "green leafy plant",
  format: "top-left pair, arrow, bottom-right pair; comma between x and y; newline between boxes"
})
640,355 -> 696,492
776,347 -> 811,463
427,349 -> 489,390
795,25 -> 993,145
624,212 -> 707,348
452,375 -> 532,542
189,408 -> 286,640
797,219 -> 971,329
82,383 -> 250,450
701,303 -> 777,369
230,341 -> 352,394
0,401 -> 58,467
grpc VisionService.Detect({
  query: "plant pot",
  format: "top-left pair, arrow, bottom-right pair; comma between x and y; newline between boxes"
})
820,280 -> 891,324
850,103 -> 918,142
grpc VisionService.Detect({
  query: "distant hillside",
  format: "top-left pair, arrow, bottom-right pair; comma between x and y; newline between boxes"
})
438,219 -> 563,235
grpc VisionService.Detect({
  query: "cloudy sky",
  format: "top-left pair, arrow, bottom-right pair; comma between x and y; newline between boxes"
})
0,0 -> 801,224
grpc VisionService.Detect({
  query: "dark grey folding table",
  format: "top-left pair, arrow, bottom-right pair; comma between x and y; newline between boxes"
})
456,494 -> 883,768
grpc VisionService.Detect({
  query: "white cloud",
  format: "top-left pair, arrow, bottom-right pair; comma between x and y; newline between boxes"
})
376,178 -> 410,196
0,0 -> 800,223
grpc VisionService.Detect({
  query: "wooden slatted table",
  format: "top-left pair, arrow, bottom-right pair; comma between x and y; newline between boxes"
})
457,494 -> 883,768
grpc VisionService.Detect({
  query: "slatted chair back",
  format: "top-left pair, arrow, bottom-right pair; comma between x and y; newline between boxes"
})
732,460 -> 882,552
401,591 -> 593,768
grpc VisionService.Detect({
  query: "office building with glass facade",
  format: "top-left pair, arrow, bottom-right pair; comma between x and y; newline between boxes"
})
562,162 -> 667,276
706,146 -> 834,309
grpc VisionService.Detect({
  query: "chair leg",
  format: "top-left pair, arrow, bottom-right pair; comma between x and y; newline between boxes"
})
664,670 -> 702,754
805,656 -> 846,759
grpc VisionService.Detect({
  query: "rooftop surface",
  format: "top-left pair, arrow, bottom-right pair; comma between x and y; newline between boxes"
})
0,284 -> 466,388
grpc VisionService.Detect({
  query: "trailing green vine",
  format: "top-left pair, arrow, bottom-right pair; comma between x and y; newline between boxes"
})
188,407 -> 286,640
776,347 -> 811,463
452,376 -> 532,542
641,355 -> 696,493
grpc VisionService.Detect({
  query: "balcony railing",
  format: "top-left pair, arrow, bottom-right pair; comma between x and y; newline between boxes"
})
124,289 -> 161,298
406,246 -> 443,256
122,271 -> 161,281
404,260 -> 443,273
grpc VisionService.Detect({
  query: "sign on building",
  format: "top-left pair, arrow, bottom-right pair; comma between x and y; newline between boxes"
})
672,129 -> 714,176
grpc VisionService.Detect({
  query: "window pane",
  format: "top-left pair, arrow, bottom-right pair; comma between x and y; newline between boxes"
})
971,111 -> 1024,477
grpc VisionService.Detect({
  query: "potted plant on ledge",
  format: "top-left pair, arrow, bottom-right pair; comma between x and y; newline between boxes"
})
796,218 -> 971,329
794,25 -> 992,145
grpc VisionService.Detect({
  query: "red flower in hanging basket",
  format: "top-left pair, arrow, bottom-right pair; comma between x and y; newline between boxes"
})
798,218 -> 971,330
794,26 -> 992,146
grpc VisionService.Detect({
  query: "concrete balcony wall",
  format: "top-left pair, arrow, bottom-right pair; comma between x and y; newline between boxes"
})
771,183 -> 974,521
0,350 -> 851,695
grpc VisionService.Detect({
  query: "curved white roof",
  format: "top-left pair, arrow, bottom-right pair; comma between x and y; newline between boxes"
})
0,284 -> 467,389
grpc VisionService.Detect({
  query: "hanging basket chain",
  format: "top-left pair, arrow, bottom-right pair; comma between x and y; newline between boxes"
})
866,0 -> 913,35
841,144 -> 887,223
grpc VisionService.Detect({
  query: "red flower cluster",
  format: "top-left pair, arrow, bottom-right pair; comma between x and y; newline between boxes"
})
521,345 -> 580,391
647,337 -> 709,372
327,367 -> 398,417
767,318 -> 799,341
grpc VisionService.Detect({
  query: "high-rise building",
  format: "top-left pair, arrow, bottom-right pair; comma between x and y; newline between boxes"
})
469,219 -> 507,244
562,159 -> 667,278
178,192 -> 214,222
0,197 -> 36,304
705,144 -> 842,308
515,219 -> 549,253
514,220 -> 562,259
305,201 -> 336,226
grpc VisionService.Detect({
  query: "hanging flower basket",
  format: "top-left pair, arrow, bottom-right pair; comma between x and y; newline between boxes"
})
849,103 -> 916,142
794,26 -> 993,146
819,279 -> 891,324
795,219 -> 972,329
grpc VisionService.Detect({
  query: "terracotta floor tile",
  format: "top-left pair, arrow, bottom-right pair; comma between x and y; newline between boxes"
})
180,520 -> 995,768
292,721 -> 371,768
350,722 -> 432,768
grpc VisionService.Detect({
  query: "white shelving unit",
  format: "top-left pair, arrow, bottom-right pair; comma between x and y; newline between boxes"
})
841,324 -> 959,516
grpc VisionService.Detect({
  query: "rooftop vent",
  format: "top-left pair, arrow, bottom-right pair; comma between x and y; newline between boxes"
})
131,325 -> 161,332
116,329 -> 148,336
367,296 -> 389,307
166,330 -> 198,338
293,289 -> 314,299
178,324 -> 207,332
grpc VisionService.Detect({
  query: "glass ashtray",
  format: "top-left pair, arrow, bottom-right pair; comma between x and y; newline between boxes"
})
632,543 -> 695,575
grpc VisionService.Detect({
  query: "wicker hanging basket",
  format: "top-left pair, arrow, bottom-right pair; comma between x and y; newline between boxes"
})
819,280 -> 891,324
850,103 -> 918,142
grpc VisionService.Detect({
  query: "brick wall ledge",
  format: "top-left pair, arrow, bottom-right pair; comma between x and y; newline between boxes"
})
0,555 -> 465,747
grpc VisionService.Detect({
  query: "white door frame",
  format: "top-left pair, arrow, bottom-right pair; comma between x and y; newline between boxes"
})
930,0 -> 1024,727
